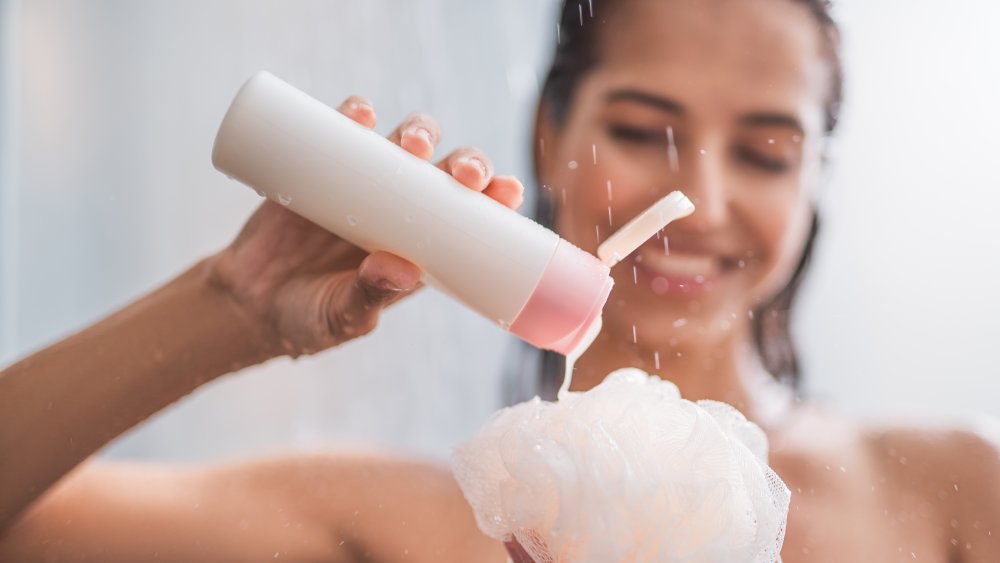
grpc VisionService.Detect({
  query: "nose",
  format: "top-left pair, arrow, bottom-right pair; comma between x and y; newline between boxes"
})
678,148 -> 729,233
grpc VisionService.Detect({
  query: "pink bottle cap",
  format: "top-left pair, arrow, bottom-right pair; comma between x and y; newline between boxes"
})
508,240 -> 614,355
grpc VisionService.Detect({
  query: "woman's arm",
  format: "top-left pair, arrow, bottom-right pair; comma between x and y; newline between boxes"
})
0,96 -> 525,534
1,454 -> 507,563
0,259 -> 281,532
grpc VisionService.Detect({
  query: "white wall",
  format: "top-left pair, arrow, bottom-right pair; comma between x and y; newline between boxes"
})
1,0 -> 998,463
0,0 -> 557,461
798,0 -> 1000,420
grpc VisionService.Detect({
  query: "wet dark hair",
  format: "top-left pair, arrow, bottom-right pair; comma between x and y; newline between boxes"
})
532,0 -> 843,389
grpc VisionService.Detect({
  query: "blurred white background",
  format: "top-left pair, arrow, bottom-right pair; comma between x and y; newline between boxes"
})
1,0 -> 998,463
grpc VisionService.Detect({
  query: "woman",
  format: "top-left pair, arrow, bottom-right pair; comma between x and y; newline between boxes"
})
2,0 -> 998,561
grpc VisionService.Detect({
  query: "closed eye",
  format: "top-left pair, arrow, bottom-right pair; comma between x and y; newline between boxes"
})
733,146 -> 790,173
607,124 -> 667,145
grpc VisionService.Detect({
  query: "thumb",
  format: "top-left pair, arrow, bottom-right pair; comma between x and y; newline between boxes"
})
327,252 -> 422,341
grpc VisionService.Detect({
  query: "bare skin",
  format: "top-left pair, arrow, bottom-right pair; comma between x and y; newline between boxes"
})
2,0 -> 998,562
0,99 -> 517,561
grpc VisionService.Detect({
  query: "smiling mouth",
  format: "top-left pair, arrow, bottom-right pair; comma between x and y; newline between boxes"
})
631,241 -> 738,293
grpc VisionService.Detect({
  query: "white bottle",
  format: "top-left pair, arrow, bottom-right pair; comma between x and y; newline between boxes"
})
212,71 -> 613,354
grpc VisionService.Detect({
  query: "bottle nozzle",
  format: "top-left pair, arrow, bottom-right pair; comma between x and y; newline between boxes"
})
597,191 -> 695,268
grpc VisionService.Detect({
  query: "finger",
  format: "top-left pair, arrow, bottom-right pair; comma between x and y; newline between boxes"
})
357,251 -> 422,298
387,112 -> 441,161
336,96 -> 377,129
328,252 -> 422,339
504,540 -> 536,563
482,175 -> 525,210
436,147 -> 494,192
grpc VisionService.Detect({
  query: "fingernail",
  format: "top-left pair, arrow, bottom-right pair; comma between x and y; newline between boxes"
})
459,156 -> 488,177
348,100 -> 373,113
404,126 -> 433,145
375,278 -> 409,292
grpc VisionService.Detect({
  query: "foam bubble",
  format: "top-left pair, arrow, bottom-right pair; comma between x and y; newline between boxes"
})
452,368 -> 790,563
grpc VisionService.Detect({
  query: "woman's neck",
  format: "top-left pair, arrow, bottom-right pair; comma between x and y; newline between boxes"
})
569,321 -> 794,429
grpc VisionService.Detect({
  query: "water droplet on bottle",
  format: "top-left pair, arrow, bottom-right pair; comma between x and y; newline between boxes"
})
255,189 -> 266,198
278,193 -> 292,206
498,319 -> 510,330
673,318 -> 688,328
347,215 -> 358,226
567,160 -> 578,170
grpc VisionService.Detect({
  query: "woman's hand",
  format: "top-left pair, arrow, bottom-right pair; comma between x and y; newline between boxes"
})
207,97 -> 525,357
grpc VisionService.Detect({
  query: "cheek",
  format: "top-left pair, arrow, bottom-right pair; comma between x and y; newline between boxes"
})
552,143 -> 668,253
741,190 -> 812,303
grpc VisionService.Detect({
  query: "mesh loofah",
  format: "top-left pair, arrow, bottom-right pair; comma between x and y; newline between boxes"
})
453,368 -> 790,563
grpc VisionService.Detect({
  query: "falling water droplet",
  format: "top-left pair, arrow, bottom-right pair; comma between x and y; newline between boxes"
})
592,143 -> 598,165
606,180 -> 613,201
589,0 -> 594,17
666,126 -> 679,173
654,351 -> 661,370
568,160 -> 578,170
278,193 -> 292,206
632,265 -> 638,284
631,324 -> 638,343
663,237 -> 670,255
607,207 -> 613,227
347,215 -> 358,226
595,224 -> 601,244
556,23 -> 561,44
578,3 -> 584,26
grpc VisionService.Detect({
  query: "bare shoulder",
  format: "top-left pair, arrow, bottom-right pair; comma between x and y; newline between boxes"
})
864,418 -> 1000,561
863,418 -> 1000,488
770,408 -> 1000,562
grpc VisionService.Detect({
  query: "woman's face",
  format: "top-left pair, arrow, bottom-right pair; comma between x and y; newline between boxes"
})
537,0 -> 831,350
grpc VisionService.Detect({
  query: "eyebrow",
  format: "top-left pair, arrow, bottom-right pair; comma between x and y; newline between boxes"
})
606,88 -> 805,134
739,113 -> 804,134
606,89 -> 685,115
